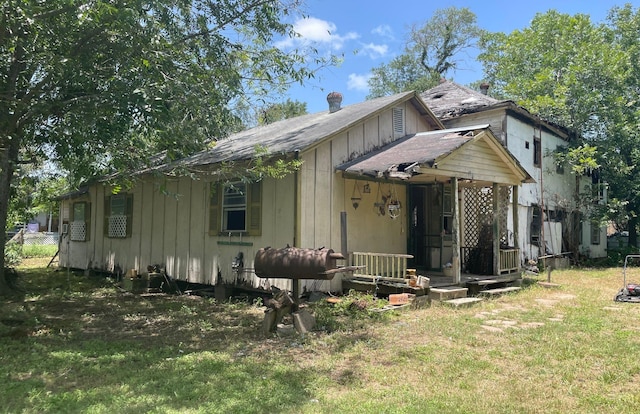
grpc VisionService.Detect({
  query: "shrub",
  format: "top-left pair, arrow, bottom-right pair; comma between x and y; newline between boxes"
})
4,242 -> 23,267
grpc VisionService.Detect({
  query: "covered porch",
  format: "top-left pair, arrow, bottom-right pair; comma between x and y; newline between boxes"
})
336,125 -> 533,294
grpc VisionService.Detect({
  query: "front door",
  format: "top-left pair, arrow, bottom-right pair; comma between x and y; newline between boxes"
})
409,184 -> 446,271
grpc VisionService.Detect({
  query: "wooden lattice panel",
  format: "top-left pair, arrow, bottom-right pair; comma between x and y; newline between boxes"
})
108,215 -> 127,238
463,186 -> 494,248
70,221 -> 86,241
498,186 -> 511,246
463,185 -> 512,247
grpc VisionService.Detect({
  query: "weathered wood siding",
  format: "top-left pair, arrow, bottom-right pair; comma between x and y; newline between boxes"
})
62,174 -> 296,288
298,103 -> 434,291
438,137 -> 522,185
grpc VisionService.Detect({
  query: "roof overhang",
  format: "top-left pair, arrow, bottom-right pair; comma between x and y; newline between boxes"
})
336,125 -> 534,186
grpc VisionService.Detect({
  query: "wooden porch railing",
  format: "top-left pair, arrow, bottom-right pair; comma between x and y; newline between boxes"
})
349,252 -> 414,280
461,247 -> 520,275
499,248 -> 520,274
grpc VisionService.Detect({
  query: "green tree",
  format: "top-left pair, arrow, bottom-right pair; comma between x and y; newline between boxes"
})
367,7 -> 485,98
0,0 -> 324,294
478,5 -> 640,245
8,163 -> 67,231
258,99 -> 307,125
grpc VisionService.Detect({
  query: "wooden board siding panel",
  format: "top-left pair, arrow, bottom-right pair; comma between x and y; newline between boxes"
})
174,177 -> 191,280
188,179 -> 206,284
364,117 -> 380,152
441,139 -> 520,184
380,108 -> 394,143
150,182 -> 165,267
300,150 -> 316,248
444,110 -> 506,144
314,142 -> 332,248
139,179 -> 154,272
163,179 -> 178,277
347,128 -> 364,161
129,182 -> 143,272
261,178 -> 276,246
405,102 -> 418,134
331,132 -> 349,170
88,187 -> 98,268
269,174 -> 296,247
93,185 -> 105,268
202,180 -> 219,285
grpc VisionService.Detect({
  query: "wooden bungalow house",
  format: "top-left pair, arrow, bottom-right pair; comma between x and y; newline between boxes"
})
421,80 -> 607,264
57,91 -> 532,295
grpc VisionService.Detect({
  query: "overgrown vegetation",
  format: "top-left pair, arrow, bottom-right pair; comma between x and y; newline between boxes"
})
2,260 -> 640,413
3,243 -> 23,268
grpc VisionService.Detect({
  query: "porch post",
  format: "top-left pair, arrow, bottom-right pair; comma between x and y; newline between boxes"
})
512,185 -> 519,250
452,178 -> 461,284
493,183 -> 500,276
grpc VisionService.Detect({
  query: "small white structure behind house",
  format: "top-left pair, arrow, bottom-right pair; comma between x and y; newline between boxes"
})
422,81 -> 607,263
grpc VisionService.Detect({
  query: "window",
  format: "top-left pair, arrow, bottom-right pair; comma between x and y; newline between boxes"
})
556,146 -> 565,174
392,107 -> 405,138
70,201 -> 90,241
571,211 -> 583,248
533,136 -> 541,167
209,181 -> 262,235
104,193 -> 133,238
590,221 -> 601,245
530,205 -> 542,244
223,183 -> 247,231
591,170 -> 605,204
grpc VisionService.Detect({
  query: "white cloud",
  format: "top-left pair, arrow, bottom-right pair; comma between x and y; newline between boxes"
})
371,24 -> 394,39
347,73 -> 372,92
361,43 -> 389,59
276,17 -> 359,51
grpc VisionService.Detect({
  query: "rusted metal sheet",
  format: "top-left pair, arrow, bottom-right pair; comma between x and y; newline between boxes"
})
254,246 -> 345,280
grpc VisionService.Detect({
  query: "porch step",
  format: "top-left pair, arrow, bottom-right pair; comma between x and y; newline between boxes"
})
478,286 -> 522,297
443,297 -> 484,308
429,287 -> 468,301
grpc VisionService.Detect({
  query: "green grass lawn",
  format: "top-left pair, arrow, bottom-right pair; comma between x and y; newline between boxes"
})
2,260 -> 640,413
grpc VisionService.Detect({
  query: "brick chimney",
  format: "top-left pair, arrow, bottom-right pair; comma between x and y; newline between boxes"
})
327,92 -> 343,113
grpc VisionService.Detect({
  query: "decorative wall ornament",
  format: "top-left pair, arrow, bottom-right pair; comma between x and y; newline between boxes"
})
387,183 -> 401,219
351,181 -> 362,209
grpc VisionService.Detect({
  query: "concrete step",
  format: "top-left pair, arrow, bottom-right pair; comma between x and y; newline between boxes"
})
443,297 -> 484,308
478,286 -> 521,297
466,279 -> 507,295
429,286 -> 468,301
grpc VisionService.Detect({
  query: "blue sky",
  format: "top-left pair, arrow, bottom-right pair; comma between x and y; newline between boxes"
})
279,0 -> 638,114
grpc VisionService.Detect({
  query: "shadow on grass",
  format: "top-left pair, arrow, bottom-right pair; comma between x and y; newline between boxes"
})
1,266 -> 320,413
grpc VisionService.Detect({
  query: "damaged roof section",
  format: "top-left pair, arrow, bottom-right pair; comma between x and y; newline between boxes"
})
337,125 -> 534,185
420,80 -> 504,120
421,80 -> 571,140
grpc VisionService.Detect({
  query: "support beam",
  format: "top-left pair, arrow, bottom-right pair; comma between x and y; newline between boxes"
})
493,183 -> 500,276
512,185 -> 519,250
452,178 -> 461,284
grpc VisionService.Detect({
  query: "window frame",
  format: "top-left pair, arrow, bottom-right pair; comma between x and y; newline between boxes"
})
533,136 -> 542,167
222,182 -> 248,232
104,193 -> 133,238
209,181 -> 262,236
590,221 -> 601,245
70,201 -> 90,242
530,204 -> 542,244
